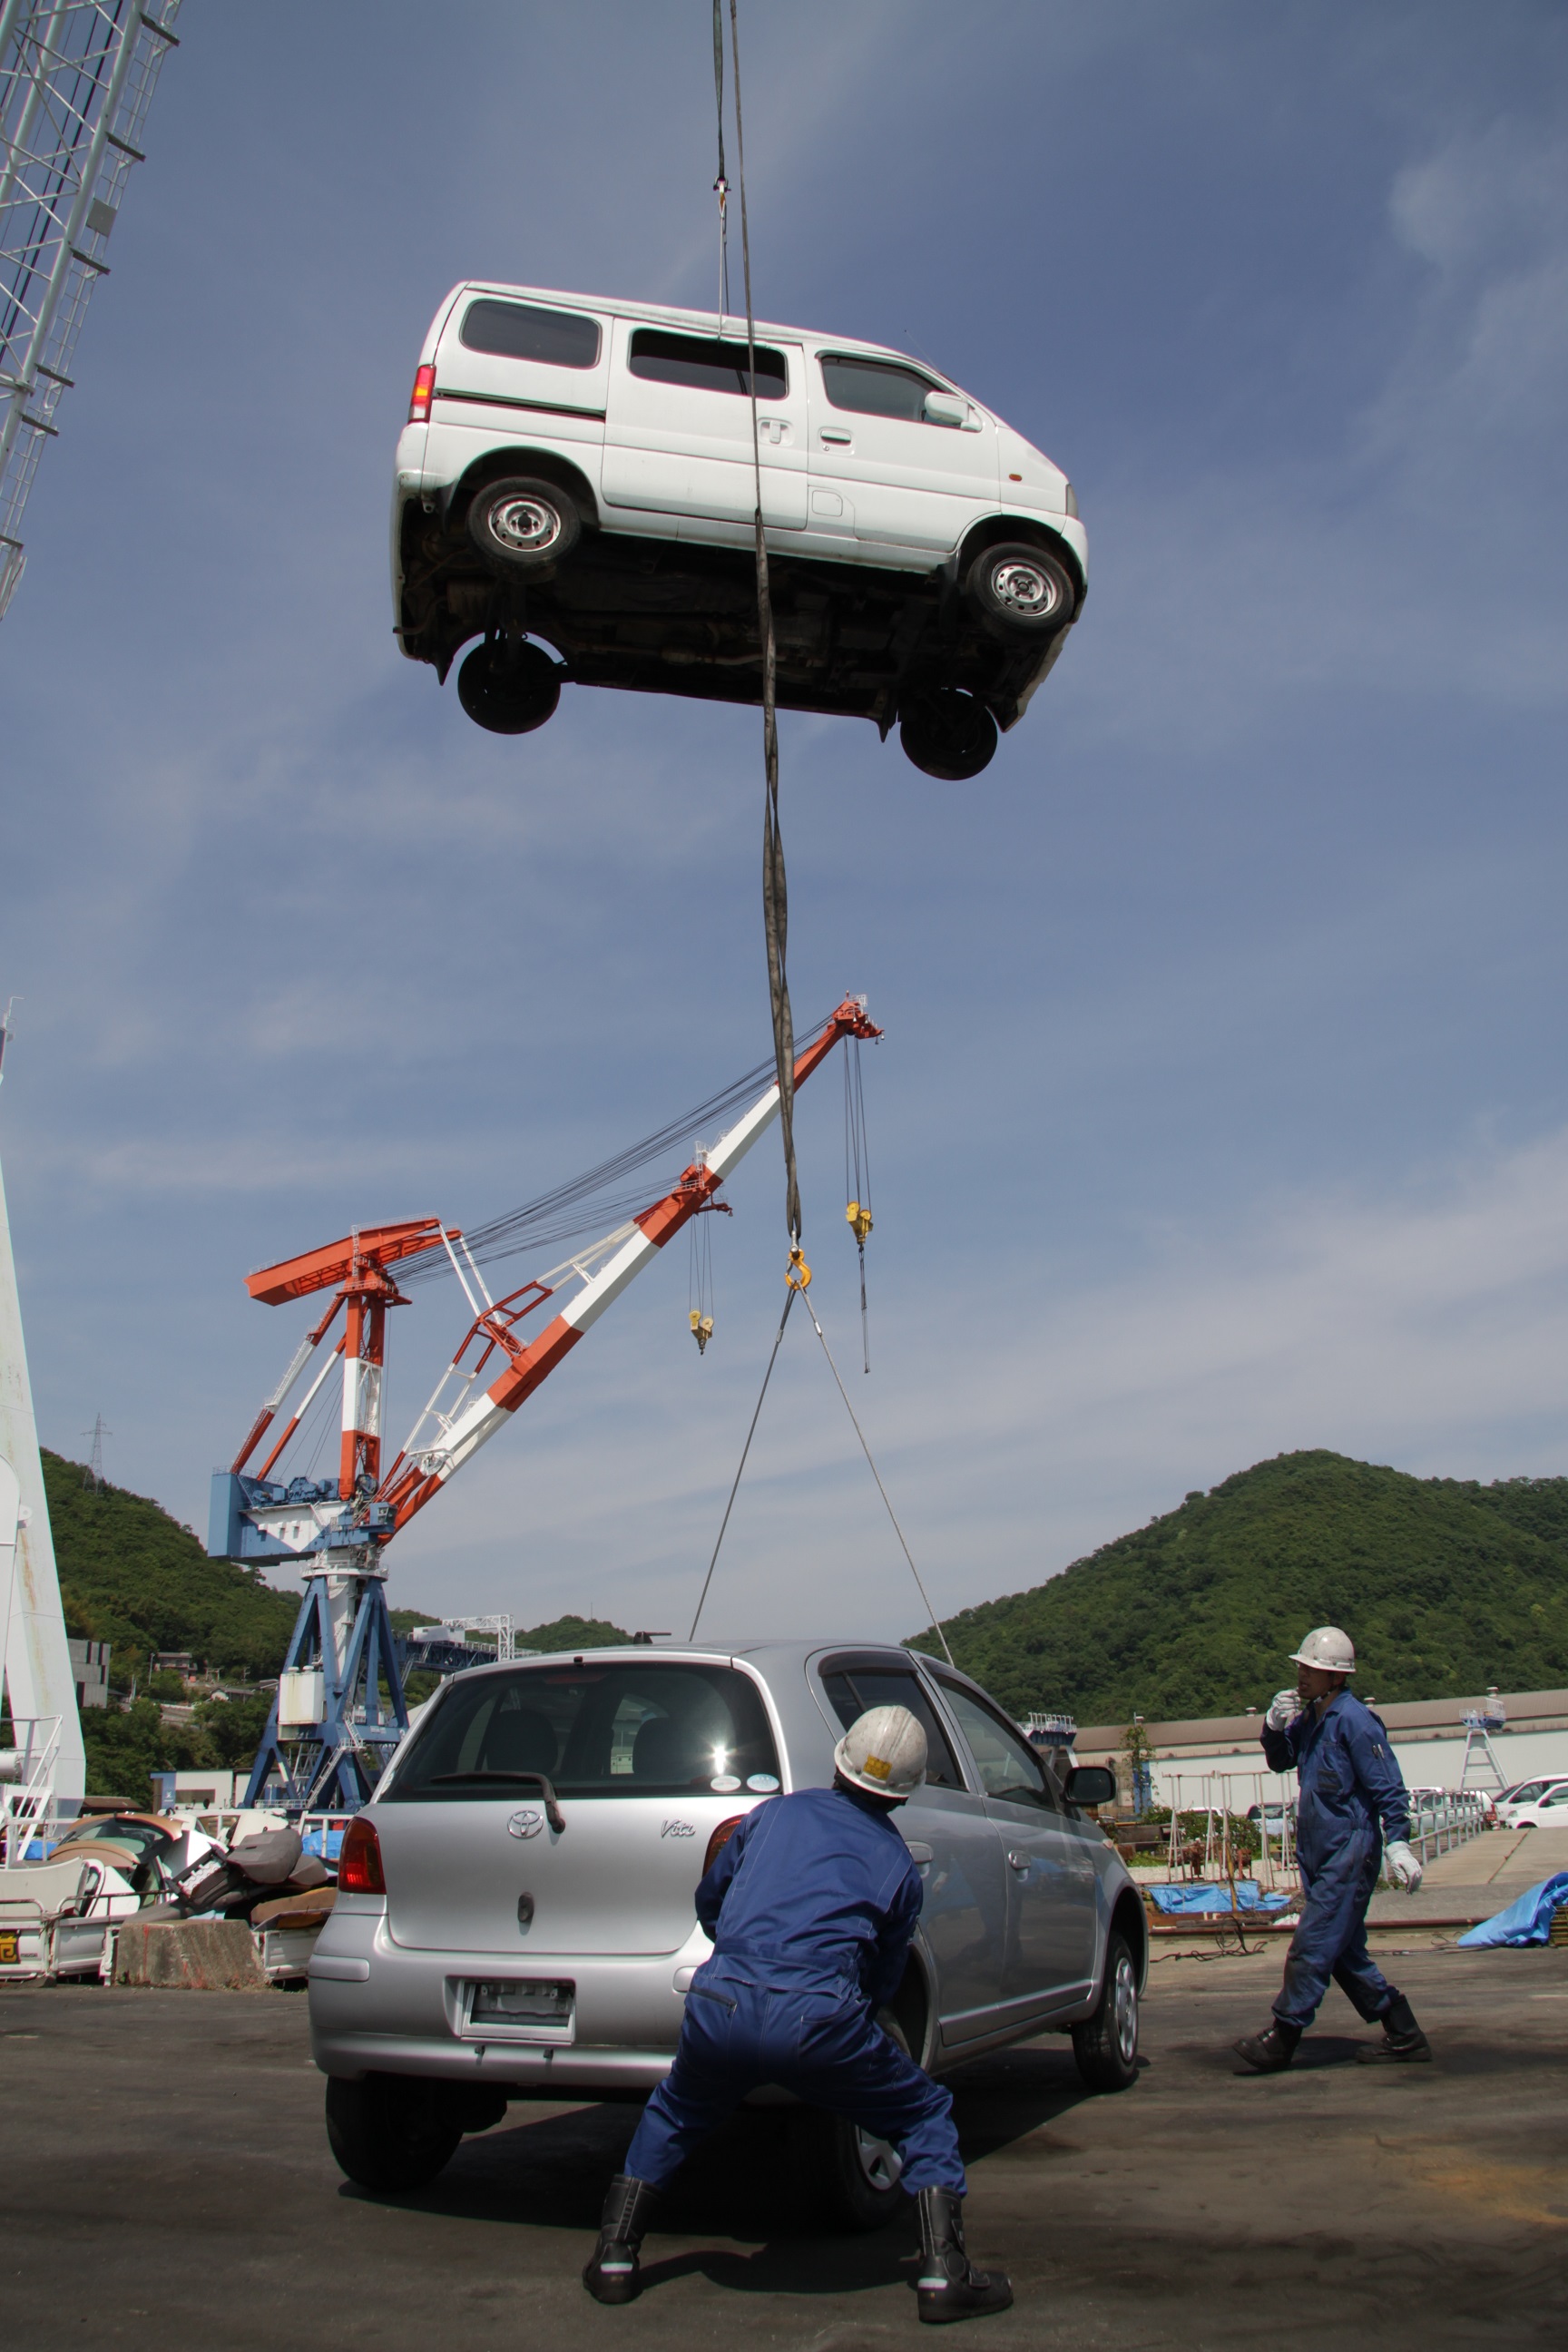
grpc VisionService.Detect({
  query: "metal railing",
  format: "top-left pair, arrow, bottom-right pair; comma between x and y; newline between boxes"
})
1398,1789 -> 1489,1873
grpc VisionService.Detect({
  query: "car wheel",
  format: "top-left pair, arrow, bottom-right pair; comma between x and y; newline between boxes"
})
965,542 -> 1075,639
324,2074 -> 463,2192
898,688 -> 998,780
795,2010 -> 914,2232
456,639 -> 563,735
466,475 -> 581,576
1072,1929 -> 1140,2092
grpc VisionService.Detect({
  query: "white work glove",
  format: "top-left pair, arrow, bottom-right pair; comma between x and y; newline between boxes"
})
1385,1840 -> 1423,1894
1265,1689 -> 1300,1730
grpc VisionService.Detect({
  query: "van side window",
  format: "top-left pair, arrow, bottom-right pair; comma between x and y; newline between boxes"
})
820,355 -> 944,423
818,1662 -> 965,1790
628,328 -> 787,400
460,299 -> 602,369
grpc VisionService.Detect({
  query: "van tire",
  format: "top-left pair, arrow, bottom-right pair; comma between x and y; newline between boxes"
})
899,688 -> 997,780
965,542 -> 1075,639
324,2074 -> 463,2192
466,475 -> 581,577
456,639 -> 562,734
794,2009 -> 915,2232
1072,1930 -> 1140,2092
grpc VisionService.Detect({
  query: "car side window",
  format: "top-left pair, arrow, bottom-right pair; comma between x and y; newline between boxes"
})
460,299 -> 602,368
936,1682 -> 1057,1814
819,354 -> 948,423
818,1663 -> 965,1791
628,328 -> 787,399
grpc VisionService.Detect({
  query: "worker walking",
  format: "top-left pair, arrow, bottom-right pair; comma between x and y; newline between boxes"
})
583,1704 -> 1013,2325
1235,1626 -> 1432,2073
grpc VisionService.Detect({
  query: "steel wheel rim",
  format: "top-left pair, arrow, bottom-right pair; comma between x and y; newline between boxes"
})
855,2126 -> 904,2193
1112,1954 -> 1137,2063
990,557 -> 1058,617
488,495 -> 562,555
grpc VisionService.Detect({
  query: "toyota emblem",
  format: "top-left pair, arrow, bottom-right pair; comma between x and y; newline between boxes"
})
507,1807 -> 544,1839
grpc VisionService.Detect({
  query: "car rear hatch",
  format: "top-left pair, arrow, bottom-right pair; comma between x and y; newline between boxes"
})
373,1654 -> 784,1957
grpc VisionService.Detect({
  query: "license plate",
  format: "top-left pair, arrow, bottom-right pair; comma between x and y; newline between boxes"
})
466,1977 -> 574,2042
0,1931 -> 19,1965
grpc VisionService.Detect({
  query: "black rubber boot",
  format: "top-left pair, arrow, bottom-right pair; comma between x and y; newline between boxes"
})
1233,2019 -> 1302,2073
582,2174 -> 657,2304
1357,1991 -> 1432,2064
916,2188 -> 1014,2325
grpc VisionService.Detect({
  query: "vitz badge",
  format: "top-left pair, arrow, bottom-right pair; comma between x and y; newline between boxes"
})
662,1818 -> 695,1839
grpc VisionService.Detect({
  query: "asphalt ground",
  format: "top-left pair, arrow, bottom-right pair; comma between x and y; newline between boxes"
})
4,1944 -> 1566,2351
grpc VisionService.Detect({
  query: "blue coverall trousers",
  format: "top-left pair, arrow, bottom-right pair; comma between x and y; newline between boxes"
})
623,1957 -> 966,2195
1274,1828 -> 1396,2032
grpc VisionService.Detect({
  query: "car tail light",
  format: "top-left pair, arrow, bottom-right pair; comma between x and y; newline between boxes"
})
408,363 -> 436,424
702,1816 -> 743,1877
338,1815 -> 386,1894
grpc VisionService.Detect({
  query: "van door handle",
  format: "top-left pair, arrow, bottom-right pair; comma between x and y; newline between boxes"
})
819,427 -> 852,446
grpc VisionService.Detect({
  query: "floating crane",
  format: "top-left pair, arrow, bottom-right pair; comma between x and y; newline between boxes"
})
211,997 -> 881,1812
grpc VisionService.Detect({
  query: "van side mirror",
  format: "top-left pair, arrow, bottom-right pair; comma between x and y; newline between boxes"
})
922,390 -> 968,428
1064,1765 -> 1116,1809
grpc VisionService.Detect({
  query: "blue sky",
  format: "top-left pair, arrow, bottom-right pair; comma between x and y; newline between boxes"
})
3,2 -> 1565,1649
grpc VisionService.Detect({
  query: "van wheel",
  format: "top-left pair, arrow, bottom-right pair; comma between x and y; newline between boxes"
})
794,2010 -> 913,2232
1072,1929 -> 1140,2092
325,2074 -> 463,2192
466,475 -> 581,576
899,689 -> 997,780
965,542 -> 1074,639
457,640 -> 562,734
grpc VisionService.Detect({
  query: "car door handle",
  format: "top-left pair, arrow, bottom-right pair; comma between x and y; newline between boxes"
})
1006,1851 -> 1030,1873
818,428 -> 852,446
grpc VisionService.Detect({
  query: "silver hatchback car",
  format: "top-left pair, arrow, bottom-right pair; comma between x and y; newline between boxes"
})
309,1641 -> 1145,2226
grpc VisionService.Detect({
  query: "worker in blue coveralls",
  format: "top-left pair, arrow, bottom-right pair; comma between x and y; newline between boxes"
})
1234,1625 -> 1432,2073
583,1704 -> 1013,2325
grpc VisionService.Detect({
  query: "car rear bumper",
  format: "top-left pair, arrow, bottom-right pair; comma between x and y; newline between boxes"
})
309,1900 -> 701,2089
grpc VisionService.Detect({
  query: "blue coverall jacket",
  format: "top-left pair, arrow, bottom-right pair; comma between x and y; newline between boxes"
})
622,1784 -> 965,2194
1263,1690 -> 1412,2030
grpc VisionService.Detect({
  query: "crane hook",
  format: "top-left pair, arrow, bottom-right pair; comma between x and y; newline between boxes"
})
846,1200 -> 873,1247
786,1246 -> 812,1292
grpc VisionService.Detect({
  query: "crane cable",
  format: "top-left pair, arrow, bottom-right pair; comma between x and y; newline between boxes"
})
719,0 -> 801,1248
844,1035 -> 873,1373
691,1250 -> 956,1667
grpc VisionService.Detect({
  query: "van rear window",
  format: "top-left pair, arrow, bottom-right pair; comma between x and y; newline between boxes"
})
459,299 -> 602,369
382,1662 -> 781,1802
628,328 -> 787,400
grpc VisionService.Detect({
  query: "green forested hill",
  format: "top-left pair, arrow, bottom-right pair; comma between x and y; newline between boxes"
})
43,1450 -> 299,1683
909,1450 -> 1568,1725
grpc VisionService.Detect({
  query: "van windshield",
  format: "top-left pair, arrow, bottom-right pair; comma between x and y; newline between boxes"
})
382,1661 -> 782,1802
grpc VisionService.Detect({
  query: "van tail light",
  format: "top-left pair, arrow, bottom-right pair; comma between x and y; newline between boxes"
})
338,1815 -> 386,1894
702,1816 -> 744,1877
407,363 -> 436,424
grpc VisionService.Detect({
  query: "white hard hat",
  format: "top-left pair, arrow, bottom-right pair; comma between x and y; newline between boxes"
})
1289,1625 -> 1356,1675
834,1704 -> 927,1800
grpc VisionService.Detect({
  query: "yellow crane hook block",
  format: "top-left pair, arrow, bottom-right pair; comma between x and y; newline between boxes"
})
846,1200 -> 873,1246
690,1309 -> 714,1355
786,1247 -> 812,1292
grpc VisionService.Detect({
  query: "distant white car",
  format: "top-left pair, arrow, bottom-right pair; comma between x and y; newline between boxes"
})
1500,1780 -> 1568,1830
391,283 -> 1087,779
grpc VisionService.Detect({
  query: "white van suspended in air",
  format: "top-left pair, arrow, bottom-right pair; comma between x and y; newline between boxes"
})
391,283 -> 1087,779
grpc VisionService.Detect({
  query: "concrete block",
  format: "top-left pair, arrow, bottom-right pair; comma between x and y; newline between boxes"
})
112,1919 -> 269,1992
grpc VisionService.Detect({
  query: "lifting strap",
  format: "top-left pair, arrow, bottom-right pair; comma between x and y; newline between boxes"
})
721,0 -> 801,1246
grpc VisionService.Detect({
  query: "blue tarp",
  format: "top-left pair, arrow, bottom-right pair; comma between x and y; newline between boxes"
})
1456,1870 -> 1568,1948
1146,1881 -> 1293,1915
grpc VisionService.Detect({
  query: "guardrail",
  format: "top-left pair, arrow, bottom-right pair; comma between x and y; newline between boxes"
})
1397,1790 -> 1489,1873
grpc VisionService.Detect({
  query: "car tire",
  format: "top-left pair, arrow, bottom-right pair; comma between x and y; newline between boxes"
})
965,542 -> 1075,639
795,2010 -> 915,2233
466,475 -> 581,577
1072,1929 -> 1140,2092
456,639 -> 563,735
324,2073 -> 463,2192
898,688 -> 998,780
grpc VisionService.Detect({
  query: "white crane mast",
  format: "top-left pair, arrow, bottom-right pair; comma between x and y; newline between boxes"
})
0,0 -> 181,617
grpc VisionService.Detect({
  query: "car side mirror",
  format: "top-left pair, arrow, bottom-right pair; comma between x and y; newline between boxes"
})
922,390 -> 968,428
1064,1765 -> 1116,1809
